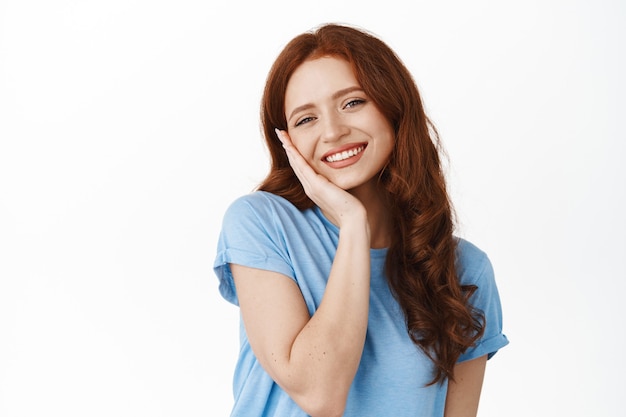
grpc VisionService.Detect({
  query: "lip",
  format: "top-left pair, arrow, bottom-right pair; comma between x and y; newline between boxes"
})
321,142 -> 368,168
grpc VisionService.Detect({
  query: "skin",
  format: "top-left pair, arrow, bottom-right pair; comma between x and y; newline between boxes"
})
284,56 -> 395,247
445,355 -> 487,417
231,56 -> 486,417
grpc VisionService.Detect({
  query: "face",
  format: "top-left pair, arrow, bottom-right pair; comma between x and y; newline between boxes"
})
284,56 -> 395,194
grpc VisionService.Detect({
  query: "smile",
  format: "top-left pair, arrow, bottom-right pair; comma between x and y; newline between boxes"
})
324,145 -> 366,162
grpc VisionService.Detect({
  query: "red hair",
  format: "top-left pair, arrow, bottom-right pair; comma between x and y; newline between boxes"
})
258,23 -> 484,384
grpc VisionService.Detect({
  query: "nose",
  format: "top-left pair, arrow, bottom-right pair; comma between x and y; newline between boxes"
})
320,113 -> 349,143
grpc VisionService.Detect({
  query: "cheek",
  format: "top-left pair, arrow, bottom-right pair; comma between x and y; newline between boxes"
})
290,134 -> 316,160
379,134 -> 396,166
373,120 -> 394,147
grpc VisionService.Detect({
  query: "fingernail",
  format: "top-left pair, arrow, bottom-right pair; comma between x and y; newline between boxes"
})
274,128 -> 284,143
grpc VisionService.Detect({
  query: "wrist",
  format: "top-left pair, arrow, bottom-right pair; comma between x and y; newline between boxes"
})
337,210 -> 370,243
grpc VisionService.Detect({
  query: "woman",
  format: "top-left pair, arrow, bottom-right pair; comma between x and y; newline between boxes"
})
214,23 -> 508,417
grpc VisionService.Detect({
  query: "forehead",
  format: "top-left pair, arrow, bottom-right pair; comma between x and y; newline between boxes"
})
285,56 -> 359,110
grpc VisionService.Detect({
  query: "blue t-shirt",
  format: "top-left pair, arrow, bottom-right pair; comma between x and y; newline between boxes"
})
214,191 -> 508,417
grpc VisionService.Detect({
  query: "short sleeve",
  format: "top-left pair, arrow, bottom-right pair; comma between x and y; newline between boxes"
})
456,240 -> 509,362
213,194 -> 295,306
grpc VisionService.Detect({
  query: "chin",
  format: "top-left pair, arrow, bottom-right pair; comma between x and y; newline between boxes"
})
329,178 -> 361,191
337,179 -> 378,194
324,169 -> 380,193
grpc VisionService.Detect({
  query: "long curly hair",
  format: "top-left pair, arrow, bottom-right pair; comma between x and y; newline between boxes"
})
258,23 -> 484,385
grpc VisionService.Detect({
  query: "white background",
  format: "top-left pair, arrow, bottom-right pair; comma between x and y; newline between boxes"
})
1,0 -> 624,415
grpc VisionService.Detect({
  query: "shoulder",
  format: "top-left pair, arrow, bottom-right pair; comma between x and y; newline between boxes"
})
215,192 -> 302,304
455,238 -> 509,360
455,238 -> 494,287
223,191 -> 299,225
220,191 -> 325,245
225,190 -> 296,214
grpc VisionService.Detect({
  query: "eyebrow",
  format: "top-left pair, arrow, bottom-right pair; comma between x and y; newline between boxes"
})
287,86 -> 364,122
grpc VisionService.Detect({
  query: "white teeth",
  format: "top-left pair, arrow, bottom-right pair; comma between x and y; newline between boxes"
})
325,146 -> 364,162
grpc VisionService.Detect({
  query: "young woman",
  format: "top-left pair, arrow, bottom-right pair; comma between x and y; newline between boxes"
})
214,23 -> 508,417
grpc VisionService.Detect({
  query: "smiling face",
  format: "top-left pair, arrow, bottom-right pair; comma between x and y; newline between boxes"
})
284,56 -> 395,195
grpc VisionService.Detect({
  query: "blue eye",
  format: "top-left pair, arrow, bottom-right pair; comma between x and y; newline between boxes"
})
345,99 -> 365,108
295,116 -> 315,127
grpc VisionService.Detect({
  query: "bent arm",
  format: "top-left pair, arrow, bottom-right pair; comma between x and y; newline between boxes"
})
232,213 -> 370,417
444,355 -> 487,417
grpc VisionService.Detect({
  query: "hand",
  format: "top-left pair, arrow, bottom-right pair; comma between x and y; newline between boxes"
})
275,129 -> 367,228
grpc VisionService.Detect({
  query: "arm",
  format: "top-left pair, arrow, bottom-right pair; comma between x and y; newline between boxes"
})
231,131 -> 371,417
444,355 -> 487,417
232,220 -> 369,416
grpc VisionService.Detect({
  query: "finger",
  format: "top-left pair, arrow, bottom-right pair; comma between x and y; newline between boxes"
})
274,128 -> 293,148
274,129 -> 337,201
274,129 -> 313,178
